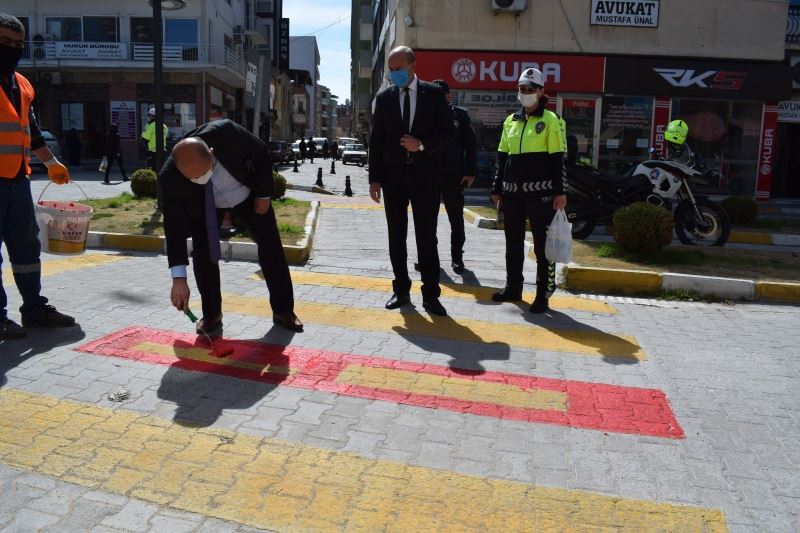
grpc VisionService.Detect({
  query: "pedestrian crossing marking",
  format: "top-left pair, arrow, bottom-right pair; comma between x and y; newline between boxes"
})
1,253 -> 128,284
78,327 -> 677,437
0,388 -> 722,531
257,270 -> 617,314
211,293 -> 645,360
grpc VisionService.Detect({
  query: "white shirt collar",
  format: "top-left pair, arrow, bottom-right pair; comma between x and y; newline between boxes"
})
405,76 -> 418,93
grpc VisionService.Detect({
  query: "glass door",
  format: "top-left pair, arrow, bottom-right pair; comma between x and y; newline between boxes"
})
558,95 -> 601,165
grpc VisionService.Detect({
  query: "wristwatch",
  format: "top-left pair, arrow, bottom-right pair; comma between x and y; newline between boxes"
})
419,142 -> 425,152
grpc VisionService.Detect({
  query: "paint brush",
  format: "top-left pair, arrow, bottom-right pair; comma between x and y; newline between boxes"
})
184,308 -> 234,357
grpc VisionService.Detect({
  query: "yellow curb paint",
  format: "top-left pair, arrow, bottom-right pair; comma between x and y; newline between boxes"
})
728,230 -> 772,245
0,389 -> 727,532
99,232 -> 164,253
335,365 -> 568,411
319,202 -> 447,213
131,342 -> 294,375
754,281 -> 800,304
209,293 -> 645,360
463,208 -> 478,224
566,266 -> 663,296
2,253 -> 129,285
254,271 -> 618,315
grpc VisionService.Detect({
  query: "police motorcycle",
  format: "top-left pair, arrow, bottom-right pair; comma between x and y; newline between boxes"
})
565,136 -> 730,247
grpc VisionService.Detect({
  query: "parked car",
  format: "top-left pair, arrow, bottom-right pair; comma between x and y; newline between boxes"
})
312,137 -> 327,154
29,129 -> 62,172
269,141 -> 295,164
341,143 -> 367,166
336,137 -> 358,158
291,140 -> 302,158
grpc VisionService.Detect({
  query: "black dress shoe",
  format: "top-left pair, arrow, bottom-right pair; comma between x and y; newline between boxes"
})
273,311 -> 304,332
385,293 -> 411,310
21,305 -> 75,328
451,259 -> 465,273
491,288 -> 522,302
529,297 -> 550,314
196,315 -> 223,336
0,319 -> 26,339
422,299 -> 447,316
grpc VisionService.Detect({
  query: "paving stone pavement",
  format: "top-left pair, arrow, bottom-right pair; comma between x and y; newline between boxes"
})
0,194 -> 799,531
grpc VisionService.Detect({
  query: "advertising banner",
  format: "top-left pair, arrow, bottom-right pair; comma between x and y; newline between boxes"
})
590,0 -> 659,28
605,56 -> 792,100
279,18 -> 290,71
414,50 -> 605,93
756,102 -> 778,200
110,101 -> 137,139
650,97 -> 671,156
55,41 -> 127,60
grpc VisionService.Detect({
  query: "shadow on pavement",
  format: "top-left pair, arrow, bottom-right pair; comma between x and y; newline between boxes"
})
0,326 -> 86,389
156,326 -> 294,428
392,307 -> 510,375
517,305 -> 641,365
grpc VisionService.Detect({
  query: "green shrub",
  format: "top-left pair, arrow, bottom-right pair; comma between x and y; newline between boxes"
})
721,195 -> 759,224
130,168 -> 158,198
612,202 -> 674,254
273,170 -> 287,199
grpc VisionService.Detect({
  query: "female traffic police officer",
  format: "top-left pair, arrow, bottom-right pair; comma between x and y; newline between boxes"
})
490,67 -> 567,313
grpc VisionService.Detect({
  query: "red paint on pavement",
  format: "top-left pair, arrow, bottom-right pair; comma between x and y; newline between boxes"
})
76,327 -> 684,438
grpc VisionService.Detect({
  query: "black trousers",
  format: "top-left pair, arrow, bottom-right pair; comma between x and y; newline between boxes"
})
146,152 -> 156,171
501,194 -> 556,298
104,152 -> 127,180
191,197 -> 294,320
440,180 -> 465,261
383,165 -> 441,299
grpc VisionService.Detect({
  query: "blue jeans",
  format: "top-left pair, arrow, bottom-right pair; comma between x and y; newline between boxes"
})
0,176 -> 48,320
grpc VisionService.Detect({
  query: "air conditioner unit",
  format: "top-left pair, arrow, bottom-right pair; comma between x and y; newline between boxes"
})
492,0 -> 527,13
40,72 -> 62,85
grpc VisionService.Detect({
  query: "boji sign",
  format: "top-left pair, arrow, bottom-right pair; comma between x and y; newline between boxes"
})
413,51 -> 605,92
591,0 -> 660,28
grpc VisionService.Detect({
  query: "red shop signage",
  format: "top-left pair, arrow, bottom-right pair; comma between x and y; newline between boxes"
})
756,102 -> 778,201
414,50 -> 605,92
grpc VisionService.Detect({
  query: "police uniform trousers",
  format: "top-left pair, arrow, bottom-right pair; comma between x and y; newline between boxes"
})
190,194 -> 294,321
382,164 -> 441,300
501,193 -> 556,298
440,180 -> 465,261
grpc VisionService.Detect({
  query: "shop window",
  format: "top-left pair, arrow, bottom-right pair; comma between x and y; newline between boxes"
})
672,98 -> 762,195
130,17 -> 154,43
83,17 -> 119,42
599,96 -> 653,175
45,17 -> 81,41
139,103 -> 197,140
61,103 -> 84,131
165,18 -> 199,60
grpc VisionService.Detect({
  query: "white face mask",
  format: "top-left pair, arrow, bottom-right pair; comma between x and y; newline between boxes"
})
518,92 -> 539,109
190,165 -> 213,185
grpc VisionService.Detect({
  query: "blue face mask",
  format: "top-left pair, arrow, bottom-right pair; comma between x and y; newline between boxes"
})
388,68 -> 410,87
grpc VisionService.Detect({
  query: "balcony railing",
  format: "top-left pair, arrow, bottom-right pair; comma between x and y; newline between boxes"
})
25,41 -> 244,71
788,6 -> 800,44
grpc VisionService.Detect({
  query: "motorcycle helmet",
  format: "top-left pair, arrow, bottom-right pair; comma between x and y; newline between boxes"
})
664,119 -> 689,151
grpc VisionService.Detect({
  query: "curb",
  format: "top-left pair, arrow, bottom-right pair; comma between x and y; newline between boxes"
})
464,208 -> 800,247
563,264 -> 800,304
86,201 -> 321,266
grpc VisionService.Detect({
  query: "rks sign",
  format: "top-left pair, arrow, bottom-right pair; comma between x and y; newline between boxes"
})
653,69 -> 748,90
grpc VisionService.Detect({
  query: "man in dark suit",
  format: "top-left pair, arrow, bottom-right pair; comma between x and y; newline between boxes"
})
368,46 -> 455,316
159,119 -> 303,334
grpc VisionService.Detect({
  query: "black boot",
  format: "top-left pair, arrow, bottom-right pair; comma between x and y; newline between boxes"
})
529,296 -> 550,314
491,288 -> 522,302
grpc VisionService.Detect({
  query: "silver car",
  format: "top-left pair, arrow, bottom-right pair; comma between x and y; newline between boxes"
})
30,129 -> 62,172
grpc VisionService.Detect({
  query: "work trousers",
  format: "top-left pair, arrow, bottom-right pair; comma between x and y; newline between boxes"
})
501,194 -> 556,298
0,176 -> 48,319
382,165 -> 441,300
440,181 -> 465,261
105,152 -> 127,180
191,196 -> 294,320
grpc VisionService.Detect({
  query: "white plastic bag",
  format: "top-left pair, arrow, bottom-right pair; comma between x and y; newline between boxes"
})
98,156 -> 108,173
545,208 -> 573,263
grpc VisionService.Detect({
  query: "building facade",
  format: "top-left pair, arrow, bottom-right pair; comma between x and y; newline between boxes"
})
318,84 -> 338,141
336,100 -> 353,138
350,0 -> 373,143
775,0 -> 800,198
289,35 -> 320,138
368,0 -> 792,198
12,0 -> 293,164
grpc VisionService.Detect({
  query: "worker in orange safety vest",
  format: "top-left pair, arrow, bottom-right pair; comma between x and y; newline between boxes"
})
0,13 -> 75,339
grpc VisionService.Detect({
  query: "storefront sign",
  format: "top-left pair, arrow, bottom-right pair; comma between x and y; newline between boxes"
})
756,103 -> 778,200
603,98 -> 650,129
605,57 -> 792,100
279,18 -> 290,71
414,51 -> 605,92
55,41 -> 127,60
246,62 -> 257,99
778,100 -> 800,123
590,0 -> 659,28
110,101 -> 137,139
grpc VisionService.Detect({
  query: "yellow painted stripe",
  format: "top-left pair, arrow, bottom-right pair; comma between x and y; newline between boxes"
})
253,270 -> 617,314
566,266 -> 663,296
209,293 -> 646,360
0,388 -> 726,532
319,202 -> 448,213
754,281 -> 800,304
2,253 -> 128,284
336,364 -> 567,411
729,230 -> 772,245
132,342 -> 294,375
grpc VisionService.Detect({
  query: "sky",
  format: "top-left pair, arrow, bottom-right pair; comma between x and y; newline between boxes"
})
283,0 -> 352,103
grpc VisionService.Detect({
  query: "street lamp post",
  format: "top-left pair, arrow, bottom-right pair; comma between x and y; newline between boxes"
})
149,0 -> 185,206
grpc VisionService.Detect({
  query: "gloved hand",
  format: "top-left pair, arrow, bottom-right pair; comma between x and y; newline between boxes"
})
45,158 -> 70,184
